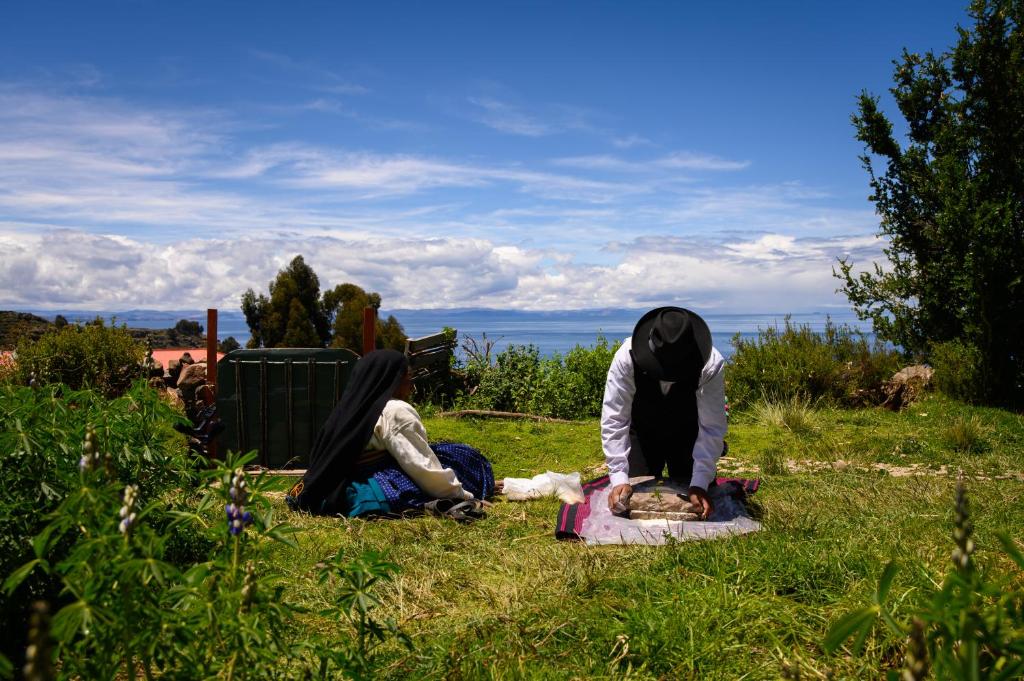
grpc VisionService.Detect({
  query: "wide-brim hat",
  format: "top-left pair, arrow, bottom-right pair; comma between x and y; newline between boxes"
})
631,306 -> 712,381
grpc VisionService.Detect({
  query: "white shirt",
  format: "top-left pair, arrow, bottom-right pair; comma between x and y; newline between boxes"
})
367,400 -> 473,501
601,338 -> 727,491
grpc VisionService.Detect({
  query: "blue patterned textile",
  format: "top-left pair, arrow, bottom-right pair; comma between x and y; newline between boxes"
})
347,442 -> 494,516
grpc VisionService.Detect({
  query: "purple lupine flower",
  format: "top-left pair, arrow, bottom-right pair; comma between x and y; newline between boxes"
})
119,484 -> 139,535
225,469 -> 254,536
80,428 -> 100,472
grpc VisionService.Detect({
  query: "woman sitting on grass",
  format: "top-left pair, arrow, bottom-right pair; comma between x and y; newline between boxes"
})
287,349 -> 493,519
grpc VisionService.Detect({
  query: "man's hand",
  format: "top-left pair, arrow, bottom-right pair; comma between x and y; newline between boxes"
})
608,484 -> 633,516
688,486 -> 713,520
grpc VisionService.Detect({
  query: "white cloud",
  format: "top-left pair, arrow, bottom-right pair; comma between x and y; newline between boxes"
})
551,152 -> 750,173
248,49 -> 368,95
0,228 -> 884,313
466,96 -> 552,136
0,84 -> 884,313
611,134 -> 653,149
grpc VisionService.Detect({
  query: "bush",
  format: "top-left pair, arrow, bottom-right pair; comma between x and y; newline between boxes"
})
174,318 -> 203,336
0,381 -> 193,672
461,335 -> 621,420
14,320 -> 145,397
931,339 -> 985,403
2,451 -> 407,679
726,317 -> 902,410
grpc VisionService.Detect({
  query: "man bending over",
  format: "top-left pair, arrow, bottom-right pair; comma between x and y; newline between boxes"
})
602,307 -> 727,519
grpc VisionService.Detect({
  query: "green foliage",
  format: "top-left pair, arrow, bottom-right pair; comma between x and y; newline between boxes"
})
837,0 -> 1024,405
750,396 -> 818,435
242,255 -> 331,348
282,297 -> 322,347
2,448 -> 407,680
461,335 -> 620,419
756,444 -> 789,476
241,255 -> 407,351
726,317 -> 901,410
931,339 -> 986,402
325,283 -> 407,353
825,481 -> 1024,679
13,320 -> 146,397
218,336 -> 241,354
0,382 -> 193,673
173,319 -> 203,336
943,415 -> 991,455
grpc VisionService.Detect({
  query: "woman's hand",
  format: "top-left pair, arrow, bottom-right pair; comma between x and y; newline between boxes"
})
687,486 -> 713,519
608,484 -> 633,516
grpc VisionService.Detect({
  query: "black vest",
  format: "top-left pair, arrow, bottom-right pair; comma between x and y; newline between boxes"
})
629,350 -> 700,480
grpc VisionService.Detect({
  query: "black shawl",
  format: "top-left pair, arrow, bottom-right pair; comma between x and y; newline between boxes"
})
295,349 -> 409,514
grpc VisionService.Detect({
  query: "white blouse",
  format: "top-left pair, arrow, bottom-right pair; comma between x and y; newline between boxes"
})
600,338 -> 728,491
367,400 -> 473,501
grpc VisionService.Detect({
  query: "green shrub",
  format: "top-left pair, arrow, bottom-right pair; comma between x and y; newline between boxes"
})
931,339 -> 985,403
461,335 -> 621,420
0,382 -> 193,670
726,317 -> 902,410
469,344 -> 543,414
3,451 -> 407,679
14,319 -> 145,397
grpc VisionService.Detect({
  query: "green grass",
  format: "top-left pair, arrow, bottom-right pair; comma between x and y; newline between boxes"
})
260,394 -> 1024,679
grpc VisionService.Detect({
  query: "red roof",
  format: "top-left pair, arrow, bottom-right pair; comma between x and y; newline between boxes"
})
151,348 -> 224,367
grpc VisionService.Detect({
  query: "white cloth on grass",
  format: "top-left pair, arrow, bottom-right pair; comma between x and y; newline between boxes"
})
580,478 -> 760,546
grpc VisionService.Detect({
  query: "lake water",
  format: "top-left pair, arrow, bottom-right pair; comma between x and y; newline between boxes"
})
48,308 -> 870,359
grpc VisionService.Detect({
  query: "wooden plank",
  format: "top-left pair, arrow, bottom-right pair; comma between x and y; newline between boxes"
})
409,348 -> 450,371
406,331 -> 454,354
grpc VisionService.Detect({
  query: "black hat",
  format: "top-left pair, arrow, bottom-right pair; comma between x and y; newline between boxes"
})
631,307 -> 712,381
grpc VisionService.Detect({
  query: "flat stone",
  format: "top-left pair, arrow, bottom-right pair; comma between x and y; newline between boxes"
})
628,479 -> 702,520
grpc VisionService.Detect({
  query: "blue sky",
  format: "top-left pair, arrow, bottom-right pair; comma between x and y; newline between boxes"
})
0,0 -> 968,312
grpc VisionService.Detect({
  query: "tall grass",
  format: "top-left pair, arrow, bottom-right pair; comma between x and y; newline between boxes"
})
943,415 -> 990,454
751,395 -> 819,435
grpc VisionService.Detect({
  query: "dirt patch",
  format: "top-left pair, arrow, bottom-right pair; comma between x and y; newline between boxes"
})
719,458 -> 1024,481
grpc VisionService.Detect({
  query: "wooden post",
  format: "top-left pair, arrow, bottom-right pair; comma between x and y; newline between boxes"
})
206,308 -> 219,460
362,306 -> 376,355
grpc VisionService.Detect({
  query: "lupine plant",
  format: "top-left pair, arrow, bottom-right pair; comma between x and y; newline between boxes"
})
4,440 -> 408,680
824,478 -> 1024,679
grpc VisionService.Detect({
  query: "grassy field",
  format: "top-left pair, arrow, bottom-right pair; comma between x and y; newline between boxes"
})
264,395 -> 1024,679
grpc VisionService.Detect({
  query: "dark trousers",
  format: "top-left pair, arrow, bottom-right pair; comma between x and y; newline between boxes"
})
627,427 -> 697,483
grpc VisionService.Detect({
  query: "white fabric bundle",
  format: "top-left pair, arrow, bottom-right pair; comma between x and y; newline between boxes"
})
502,471 -> 585,504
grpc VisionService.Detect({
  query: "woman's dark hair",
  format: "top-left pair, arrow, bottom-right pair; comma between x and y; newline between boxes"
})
293,349 -> 409,514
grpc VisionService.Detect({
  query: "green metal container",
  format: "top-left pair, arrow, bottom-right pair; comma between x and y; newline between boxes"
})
216,348 -> 360,468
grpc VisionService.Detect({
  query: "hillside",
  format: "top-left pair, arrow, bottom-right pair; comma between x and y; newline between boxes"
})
0,311 -> 52,349
0,311 -> 206,350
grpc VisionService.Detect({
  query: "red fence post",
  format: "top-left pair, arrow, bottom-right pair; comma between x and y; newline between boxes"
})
206,308 -> 219,460
362,306 -> 376,355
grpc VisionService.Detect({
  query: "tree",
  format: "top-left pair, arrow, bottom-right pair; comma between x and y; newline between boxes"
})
324,283 -> 407,352
282,298 -> 322,347
173,319 -> 203,336
837,0 -> 1024,404
241,255 -> 331,348
240,256 -> 407,352
218,336 -> 241,353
